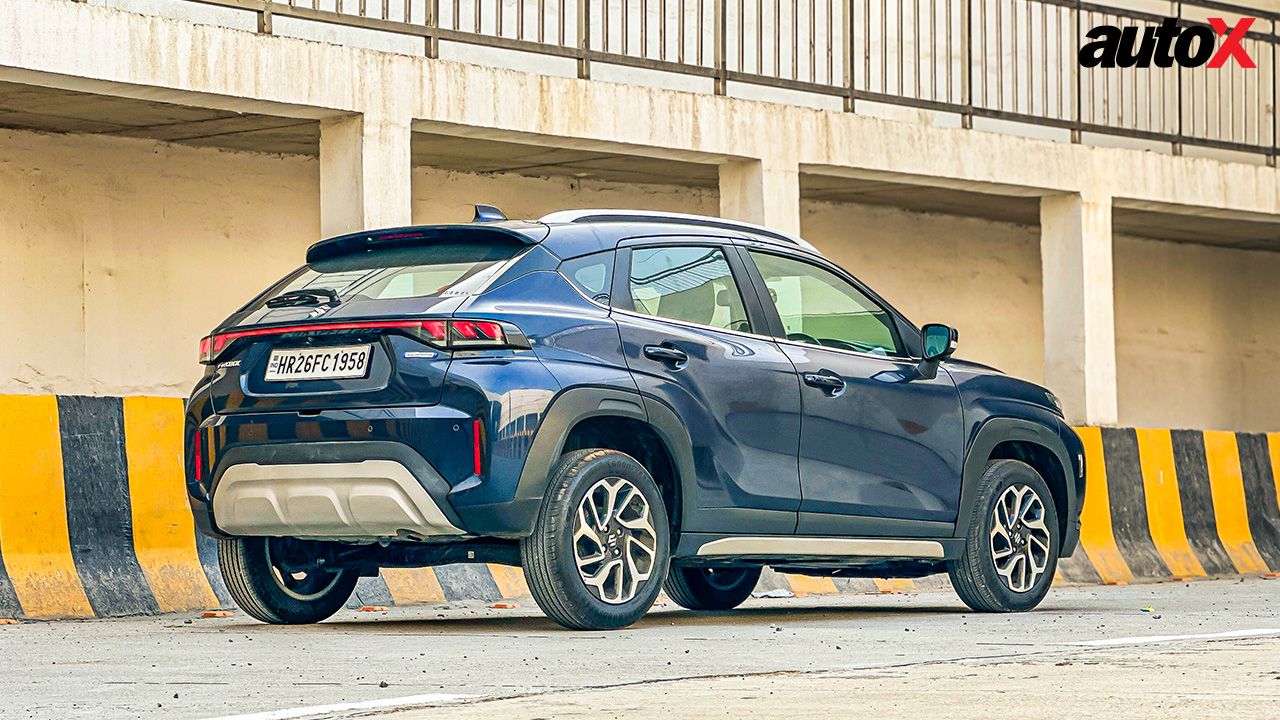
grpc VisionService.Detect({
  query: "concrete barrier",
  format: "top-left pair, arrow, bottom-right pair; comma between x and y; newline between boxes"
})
0,394 -> 1275,619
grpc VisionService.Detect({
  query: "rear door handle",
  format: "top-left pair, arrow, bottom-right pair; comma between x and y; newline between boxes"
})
643,344 -> 689,365
802,371 -> 846,394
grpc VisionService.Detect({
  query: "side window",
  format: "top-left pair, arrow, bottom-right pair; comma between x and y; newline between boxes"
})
559,251 -> 614,303
626,246 -> 751,333
749,251 -> 902,356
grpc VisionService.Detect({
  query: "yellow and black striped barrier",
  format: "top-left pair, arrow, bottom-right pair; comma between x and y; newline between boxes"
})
0,394 -> 1276,619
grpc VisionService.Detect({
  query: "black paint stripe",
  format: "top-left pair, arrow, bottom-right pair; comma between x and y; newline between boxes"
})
1171,430 -> 1236,576
194,532 -> 233,607
434,564 -> 502,602
348,575 -> 395,609
0,551 -> 21,618
1237,433 -> 1280,570
58,396 -> 160,617
1101,428 -> 1169,578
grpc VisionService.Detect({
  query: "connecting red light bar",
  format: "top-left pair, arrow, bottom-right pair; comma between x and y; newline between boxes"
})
198,318 -> 515,364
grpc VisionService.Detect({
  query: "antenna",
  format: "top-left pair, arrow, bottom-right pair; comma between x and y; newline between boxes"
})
473,204 -> 508,222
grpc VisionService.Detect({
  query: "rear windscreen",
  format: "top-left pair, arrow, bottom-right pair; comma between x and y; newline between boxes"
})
245,243 -> 524,311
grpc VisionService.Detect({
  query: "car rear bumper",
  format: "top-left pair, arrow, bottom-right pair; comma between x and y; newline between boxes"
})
192,439 -> 469,541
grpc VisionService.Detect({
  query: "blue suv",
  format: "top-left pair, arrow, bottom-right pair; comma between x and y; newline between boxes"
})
185,207 -> 1085,630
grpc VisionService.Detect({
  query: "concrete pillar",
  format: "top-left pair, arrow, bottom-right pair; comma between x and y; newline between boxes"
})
718,156 -> 801,238
1040,193 -> 1119,426
319,111 -> 412,237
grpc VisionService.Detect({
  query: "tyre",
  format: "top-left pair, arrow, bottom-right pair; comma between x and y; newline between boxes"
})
521,448 -> 671,630
664,565 -> 761,611
219,537 -> 358,624
948,459 -> 1060,612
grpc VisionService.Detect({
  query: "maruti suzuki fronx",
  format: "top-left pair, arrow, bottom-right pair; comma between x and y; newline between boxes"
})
186,207 -> 1085,630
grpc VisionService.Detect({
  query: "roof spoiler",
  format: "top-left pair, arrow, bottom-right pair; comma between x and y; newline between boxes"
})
305,223 -> 541,264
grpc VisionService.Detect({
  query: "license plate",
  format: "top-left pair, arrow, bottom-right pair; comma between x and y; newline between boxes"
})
264,345 -> 373,382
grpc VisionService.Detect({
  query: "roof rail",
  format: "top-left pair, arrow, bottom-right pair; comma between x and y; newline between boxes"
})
538,209 -> 818,252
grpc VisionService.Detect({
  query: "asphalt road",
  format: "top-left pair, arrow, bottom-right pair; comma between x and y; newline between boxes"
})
2,577 -> 1278,719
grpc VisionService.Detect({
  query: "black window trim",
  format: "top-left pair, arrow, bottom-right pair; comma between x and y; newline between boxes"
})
610,238 -> 774,338
736,245 -> 918,362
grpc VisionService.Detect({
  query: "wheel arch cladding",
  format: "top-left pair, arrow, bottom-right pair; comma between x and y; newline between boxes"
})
960,418 -> 1079,556
561,414 -> 682,538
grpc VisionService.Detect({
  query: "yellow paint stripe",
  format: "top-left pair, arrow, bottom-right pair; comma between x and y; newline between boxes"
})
872,578 -> 914,593
1202,431 -> 1270,575
785,574 -> 838,595
1134,428 -> 1206,578
381,568 -> 446,604
0,396 -> 93,618
1073,426 -> 1133,584
123,397 -> 220,613
488,564 -> 530,599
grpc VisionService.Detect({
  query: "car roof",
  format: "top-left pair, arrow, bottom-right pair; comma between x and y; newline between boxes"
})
305,208 -> 824,264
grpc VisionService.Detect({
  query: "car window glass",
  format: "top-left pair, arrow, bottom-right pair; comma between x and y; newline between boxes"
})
749,251 -> 901,356
559,251 -> 614,302
627,246 -> 750,333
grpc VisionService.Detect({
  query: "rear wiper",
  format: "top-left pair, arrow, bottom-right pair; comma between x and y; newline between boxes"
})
265,288 -> 342,308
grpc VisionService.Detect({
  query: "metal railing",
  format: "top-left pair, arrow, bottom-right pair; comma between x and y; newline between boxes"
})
189,0 -> 1279,160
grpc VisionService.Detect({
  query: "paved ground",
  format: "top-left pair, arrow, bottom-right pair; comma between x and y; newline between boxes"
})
2,577 -> 1278,719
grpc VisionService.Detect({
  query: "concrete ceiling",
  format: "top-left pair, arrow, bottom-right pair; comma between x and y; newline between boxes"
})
800,174 -> 1044,226
1112,207 -> 1280,252
410,132 -> 720,188
0,81 -> 319,155
801,174 -> 1280,251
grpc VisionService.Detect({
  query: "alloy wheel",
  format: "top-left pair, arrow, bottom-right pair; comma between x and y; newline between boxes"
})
988,484 -> 1053,593
572,476 -> 659,604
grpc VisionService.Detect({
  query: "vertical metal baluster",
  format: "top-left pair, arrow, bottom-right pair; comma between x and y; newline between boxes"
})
757,0 -> 764,73
930,0 -> 938,100
518,0 -> 525,38
775,0 -> 782,76
862,0 -> 870,91
792,0 -> 799,80
738,0 -> 746,71
603,0 -> 610,52
843,0 -> 854,108
474,0 -> 481,32
642,0 -> 648,55
1041,0 -> 1047,116
881,0 -> 888,92
499,0 -> 506,36
946,0 -> 953,103
1011,0 -> 1017,113
383,0 -> 389,20
810,0 -> 817,82
624,0 -> 630,54
827,0 -> 834,84
897,0 -> 904,95
913,0 -> 920,97
452,0 -> 459,30
715,0 -> 727,88
701,0 -> 711,66
660,0 -> 667,60
404,0 -> 411,22
678,0 -> 685,63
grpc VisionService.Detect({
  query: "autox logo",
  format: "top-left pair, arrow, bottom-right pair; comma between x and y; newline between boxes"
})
1079,17 -> 1256,69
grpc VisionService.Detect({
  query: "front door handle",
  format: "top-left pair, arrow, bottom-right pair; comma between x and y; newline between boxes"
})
802,371 -> 846,394
643,344 -> 689,365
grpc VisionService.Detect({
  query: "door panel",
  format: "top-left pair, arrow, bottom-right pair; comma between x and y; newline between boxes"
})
614,243 -> 802,535
783,344 -> 964,527
743,249 -> 964,533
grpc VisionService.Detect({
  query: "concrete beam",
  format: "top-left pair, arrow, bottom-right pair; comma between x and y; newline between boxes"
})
718,156 -> 801,237
320,112 -> 413,236
1040,193 -> 1119,426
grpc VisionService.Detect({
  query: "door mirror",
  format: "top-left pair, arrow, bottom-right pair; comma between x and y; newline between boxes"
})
921,323 -> 958,362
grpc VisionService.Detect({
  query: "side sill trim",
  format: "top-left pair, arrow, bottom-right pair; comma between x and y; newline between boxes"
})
695,537 -> 946,559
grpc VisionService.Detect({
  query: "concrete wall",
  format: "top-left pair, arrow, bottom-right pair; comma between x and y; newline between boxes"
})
802,202 -> 1045,383
1115,236 -> 1280,433
0,128 -> 319,397
4,126 -> 1278,431
0,128 -> 715,397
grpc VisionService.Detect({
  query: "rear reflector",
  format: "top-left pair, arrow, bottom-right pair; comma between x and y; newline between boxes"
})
199,319 -> 522,364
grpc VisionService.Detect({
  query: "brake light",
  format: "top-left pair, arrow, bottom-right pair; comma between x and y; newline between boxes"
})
198,319 -> 522,364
